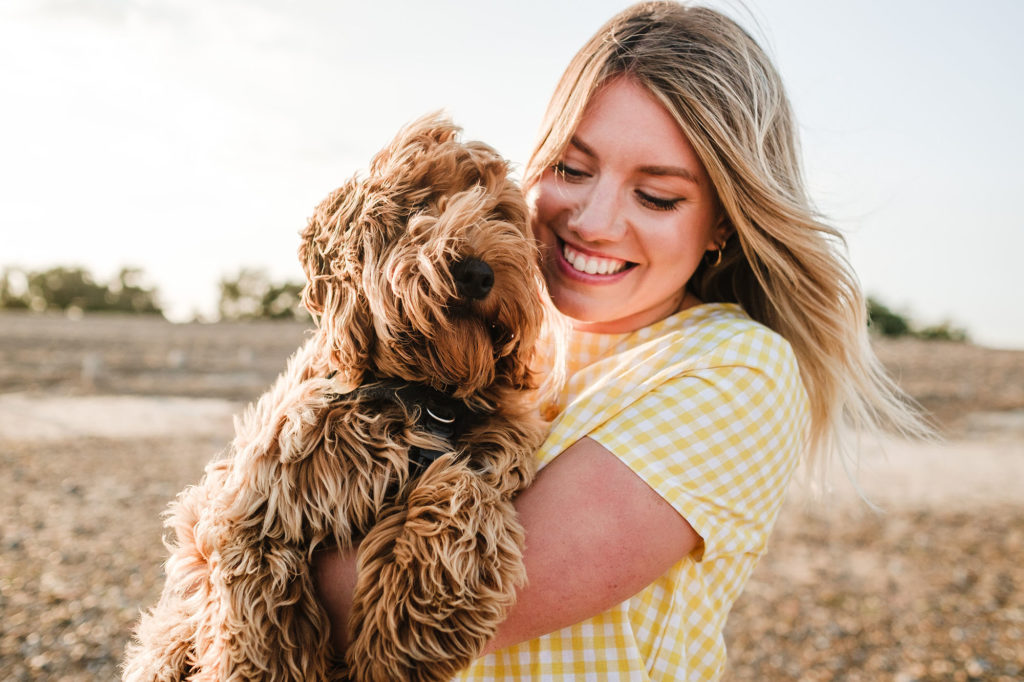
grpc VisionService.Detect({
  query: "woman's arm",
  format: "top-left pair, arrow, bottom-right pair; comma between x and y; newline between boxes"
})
313,435 -> 701,656
481,435 -> 700,653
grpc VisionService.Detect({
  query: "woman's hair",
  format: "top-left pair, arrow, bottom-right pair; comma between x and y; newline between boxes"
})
525,1 -> 931,479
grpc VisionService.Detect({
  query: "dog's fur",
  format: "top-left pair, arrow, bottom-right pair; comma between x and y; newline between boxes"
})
123,114 -> 563,681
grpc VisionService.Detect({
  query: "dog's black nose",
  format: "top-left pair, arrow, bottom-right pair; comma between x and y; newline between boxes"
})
453,258 -> 494,300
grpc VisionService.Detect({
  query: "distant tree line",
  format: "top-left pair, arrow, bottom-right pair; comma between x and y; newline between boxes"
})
0,266 -> 163,315
217,268 -> 308,321
0,265 -> 968,339
0,265 -> 309,322
867,296 -> 968,342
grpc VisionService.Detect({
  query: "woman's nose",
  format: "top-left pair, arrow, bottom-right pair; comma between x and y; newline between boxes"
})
567,179 -> 625,243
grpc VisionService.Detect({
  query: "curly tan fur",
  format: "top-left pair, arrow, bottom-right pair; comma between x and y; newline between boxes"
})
123,114 -> 563,681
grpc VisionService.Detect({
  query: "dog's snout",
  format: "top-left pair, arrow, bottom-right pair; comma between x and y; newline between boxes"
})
453,258 -> 494,300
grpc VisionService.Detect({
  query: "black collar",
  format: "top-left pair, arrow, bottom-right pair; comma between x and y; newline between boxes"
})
330,374 -> 475,473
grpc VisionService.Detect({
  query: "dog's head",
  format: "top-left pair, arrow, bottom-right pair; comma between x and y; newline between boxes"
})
299,114 -> 559,403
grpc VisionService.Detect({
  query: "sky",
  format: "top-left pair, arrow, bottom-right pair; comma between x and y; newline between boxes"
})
1,0 -> 1022,348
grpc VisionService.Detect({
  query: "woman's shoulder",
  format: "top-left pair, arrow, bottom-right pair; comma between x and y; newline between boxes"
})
539,302 -> 808,470
636,302 -> 797,374
556,301 -> 802,416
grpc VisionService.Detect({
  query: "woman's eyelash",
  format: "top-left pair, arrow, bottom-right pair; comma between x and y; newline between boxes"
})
553,162 -> 587,178
636,191 -> 682,211
552,163 -> 681,211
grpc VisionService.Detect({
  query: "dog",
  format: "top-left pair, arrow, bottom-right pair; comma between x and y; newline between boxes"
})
123,114 -> 563,681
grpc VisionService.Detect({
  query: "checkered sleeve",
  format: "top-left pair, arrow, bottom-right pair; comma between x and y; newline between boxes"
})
588,327 -> 807,561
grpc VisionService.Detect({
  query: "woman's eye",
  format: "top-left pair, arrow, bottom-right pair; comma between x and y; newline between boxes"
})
636,190 -> 682,211
553,162 -> 588,180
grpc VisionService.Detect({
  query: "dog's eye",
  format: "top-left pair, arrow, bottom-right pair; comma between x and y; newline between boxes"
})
489,324 -> 515,350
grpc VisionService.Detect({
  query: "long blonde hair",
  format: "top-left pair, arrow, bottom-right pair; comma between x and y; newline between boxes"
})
525,1 -> 930,476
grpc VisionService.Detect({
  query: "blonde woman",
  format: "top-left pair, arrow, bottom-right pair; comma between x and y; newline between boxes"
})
317,2 -> 926,679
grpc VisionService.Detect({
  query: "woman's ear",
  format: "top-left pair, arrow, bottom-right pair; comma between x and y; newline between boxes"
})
708,212 -> 734,251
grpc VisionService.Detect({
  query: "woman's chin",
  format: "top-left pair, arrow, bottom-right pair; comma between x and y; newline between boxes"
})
551,294 -> 626,333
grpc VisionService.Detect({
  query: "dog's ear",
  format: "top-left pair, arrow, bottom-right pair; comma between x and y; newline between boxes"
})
369,111 -> 459,173
366,112 -> 465,204
298,179 -> 375,380
300,180 -> 359,314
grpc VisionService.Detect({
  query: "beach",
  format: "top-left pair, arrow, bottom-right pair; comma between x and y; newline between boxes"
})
1,312 -> 1021,680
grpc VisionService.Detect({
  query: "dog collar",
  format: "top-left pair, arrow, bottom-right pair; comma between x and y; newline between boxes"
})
330,374 -> 473,473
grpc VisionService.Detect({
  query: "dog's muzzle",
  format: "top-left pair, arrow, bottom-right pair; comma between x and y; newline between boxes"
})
453,257 -> 494,300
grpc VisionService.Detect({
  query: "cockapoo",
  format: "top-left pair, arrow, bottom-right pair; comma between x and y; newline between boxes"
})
123,114 -> 562,681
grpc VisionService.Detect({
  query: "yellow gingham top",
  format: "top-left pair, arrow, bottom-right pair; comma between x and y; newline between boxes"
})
454,303 -> 809,681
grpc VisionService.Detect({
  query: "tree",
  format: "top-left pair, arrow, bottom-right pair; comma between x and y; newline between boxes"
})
866,297 -> 910,337
914,322 -> 968,343
0,265 -> 163,315
217,268 -> 308,321
866,295 -> 969,342
0,269 -> 29,309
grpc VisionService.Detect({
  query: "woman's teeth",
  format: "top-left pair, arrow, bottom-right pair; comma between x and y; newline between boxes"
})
562,242 -> 629,275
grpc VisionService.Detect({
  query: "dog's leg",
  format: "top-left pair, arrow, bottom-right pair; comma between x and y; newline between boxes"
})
122,586 -> 195,682
462,415 -> 541,499
121,473 -> 220,682
181,513 -> 338,681
346,456 -> 527,682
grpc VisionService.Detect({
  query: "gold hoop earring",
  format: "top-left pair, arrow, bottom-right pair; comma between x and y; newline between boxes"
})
706,244 -> 724,267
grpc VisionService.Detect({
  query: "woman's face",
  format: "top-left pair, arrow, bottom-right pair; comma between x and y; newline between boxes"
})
532,77 -> 728,333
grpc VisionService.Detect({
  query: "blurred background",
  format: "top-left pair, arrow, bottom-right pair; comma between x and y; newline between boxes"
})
2,0 -> 1022,346
1,1 -> 1022,680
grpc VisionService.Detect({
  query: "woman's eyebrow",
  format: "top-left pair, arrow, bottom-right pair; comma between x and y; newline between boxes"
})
639,164 -> 699,185
569,135 -> 596,157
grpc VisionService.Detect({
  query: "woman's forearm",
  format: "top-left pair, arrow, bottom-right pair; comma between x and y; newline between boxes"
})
480,437 -> 699,654
313,436 -> 700,659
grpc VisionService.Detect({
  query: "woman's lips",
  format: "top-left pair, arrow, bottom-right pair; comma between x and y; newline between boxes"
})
555,238 -> 636,281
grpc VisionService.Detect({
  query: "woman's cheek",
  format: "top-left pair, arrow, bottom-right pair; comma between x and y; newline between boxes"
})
530,178 -> 562,242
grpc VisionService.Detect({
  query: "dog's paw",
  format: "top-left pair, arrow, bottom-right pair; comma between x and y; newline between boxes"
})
346,462 -> 526,682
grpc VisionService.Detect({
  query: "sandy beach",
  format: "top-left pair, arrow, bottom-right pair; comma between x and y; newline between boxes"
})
0,312 -> 1021,680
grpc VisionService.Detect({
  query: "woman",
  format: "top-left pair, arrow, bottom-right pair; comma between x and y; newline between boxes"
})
317,2 -> 926,679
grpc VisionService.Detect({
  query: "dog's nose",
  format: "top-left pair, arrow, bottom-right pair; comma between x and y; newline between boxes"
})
452,258 -> 494,300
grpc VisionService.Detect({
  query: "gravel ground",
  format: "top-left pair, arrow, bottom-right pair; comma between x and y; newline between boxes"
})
724,503 -> 1023,681
1,312 -> 1022,681
0,435 -> 222,681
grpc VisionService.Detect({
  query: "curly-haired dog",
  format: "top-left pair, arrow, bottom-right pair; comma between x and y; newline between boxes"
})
123,114 -> 563,681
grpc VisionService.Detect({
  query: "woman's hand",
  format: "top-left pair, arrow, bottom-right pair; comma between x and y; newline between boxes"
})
312,545 -> 359,652
312,435 -> 700,658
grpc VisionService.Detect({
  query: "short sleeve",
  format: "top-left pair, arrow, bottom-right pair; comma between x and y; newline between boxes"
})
588,329 -> 807,561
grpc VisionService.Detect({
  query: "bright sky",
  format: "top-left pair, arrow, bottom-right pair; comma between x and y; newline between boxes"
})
2,0 -> 1022,348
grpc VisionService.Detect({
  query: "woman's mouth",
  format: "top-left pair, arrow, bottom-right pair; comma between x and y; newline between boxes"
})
560,239 -> 635,276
